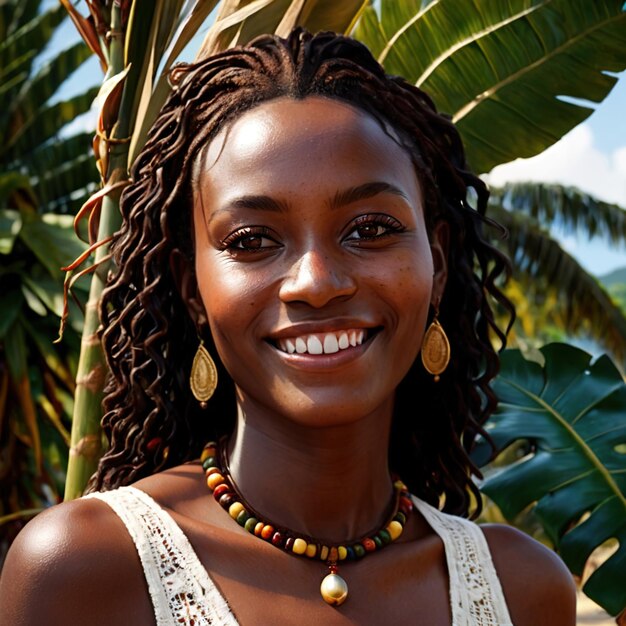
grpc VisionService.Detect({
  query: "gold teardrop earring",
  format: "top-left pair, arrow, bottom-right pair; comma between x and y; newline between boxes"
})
421,308 -> 450,382
190,340 -> 218,408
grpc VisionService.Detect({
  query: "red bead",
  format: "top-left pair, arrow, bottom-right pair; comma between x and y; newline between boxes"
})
399,496 -> 414,514
212,483 -> 230,500
362,538 -> 376,552
284,537 -> 295,552
271,532 -> 284,547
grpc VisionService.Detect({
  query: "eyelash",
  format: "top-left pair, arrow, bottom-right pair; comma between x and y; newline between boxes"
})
220,214 -> 405,253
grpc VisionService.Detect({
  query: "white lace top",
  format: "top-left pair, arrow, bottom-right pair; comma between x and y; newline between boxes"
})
87,486 -> 513,626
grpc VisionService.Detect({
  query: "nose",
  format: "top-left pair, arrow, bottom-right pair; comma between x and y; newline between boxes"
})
278,248 -> 357,308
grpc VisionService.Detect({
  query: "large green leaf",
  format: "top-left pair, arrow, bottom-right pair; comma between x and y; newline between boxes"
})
353,0 -> 626,174
476,344 -> 626,616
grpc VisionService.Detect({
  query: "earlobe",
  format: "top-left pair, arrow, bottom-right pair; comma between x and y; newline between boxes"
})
169,249 -> 207,327
430,221 -> 449,307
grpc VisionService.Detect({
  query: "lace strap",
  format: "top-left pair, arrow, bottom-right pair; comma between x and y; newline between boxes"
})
85,486 -> 238,626
413,497 -> 513,626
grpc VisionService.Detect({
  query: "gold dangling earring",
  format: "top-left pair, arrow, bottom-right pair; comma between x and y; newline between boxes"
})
421,310 -> 450,382
190,341 -> 218,408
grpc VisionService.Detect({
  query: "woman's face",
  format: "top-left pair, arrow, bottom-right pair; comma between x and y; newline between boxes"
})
191,96 -> 447,427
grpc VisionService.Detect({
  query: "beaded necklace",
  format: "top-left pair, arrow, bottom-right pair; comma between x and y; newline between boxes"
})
201,440 -> 414,607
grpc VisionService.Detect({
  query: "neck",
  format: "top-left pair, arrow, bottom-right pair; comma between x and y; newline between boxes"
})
225,398 -> 395,543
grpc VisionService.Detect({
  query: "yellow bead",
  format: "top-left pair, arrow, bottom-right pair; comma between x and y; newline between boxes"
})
305,543 -> 317,558
320,545 -> 329,561
386,520 -> 403,541
229,502 -> 245,520
206,473 -> 225,490
320,573 -> 348,606
337,546 -> 347,561
200,447 -> 215,462
292,538 -> 307,555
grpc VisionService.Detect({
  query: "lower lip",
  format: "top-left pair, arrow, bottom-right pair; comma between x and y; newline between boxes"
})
268,335 -> 376,371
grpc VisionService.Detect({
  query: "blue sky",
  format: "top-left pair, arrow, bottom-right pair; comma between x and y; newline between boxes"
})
48,14 -> 626,277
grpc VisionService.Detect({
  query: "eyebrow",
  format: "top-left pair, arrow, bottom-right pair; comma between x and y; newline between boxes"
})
329,181 -> 409,210
207,181 -> 409,224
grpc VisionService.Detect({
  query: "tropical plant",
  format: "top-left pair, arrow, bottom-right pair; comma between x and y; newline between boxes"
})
0,0 -> 96,558
487,183 -> 626,368
473,343 -> 626,620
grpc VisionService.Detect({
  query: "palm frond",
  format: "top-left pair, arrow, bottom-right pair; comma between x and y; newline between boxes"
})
490,183 -> 626,246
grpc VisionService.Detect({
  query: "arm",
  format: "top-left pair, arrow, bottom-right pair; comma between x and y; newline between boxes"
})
483,524 -> 577,626
0,498 -> 153,626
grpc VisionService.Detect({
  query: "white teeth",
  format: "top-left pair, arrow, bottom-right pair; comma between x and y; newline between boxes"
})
323,334 -> 339,354
307,335 -> 323,355
276,329 -> 371,354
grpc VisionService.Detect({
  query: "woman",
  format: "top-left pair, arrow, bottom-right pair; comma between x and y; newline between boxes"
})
0,29 -> 576,625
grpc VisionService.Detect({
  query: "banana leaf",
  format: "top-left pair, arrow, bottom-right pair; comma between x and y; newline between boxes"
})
475,343 -> 626,616
353,0 -> 626,174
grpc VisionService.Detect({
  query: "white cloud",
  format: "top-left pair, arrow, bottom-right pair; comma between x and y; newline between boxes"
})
484,124 -> 626,208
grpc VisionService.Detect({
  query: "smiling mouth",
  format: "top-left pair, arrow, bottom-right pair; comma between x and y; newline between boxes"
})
272,328 -> 379,355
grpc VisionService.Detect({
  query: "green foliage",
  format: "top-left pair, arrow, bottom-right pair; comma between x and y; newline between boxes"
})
0,0 -> 95,557
474,344 -> 626,616
487,185 -> 626,368
353,0 -> 626,174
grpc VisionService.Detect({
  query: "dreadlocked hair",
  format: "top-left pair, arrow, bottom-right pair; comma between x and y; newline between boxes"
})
90,28 -> 514,517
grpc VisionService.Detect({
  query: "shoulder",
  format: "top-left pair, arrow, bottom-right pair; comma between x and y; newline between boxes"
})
0,493 -> 152,626
481,523 -> 577,626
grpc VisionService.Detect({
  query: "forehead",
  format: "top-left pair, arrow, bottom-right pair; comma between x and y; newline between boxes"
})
196,96 -> 418,190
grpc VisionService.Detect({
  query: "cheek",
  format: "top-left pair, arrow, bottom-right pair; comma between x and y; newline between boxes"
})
195,253 -> 267,343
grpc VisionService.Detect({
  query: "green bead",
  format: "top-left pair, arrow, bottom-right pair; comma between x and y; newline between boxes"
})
244,517 -> 258,533
379,529 -> 392,545
202,456 -> 217,470
373,535 -> 383,549
393,511 -> 407,525
353,544 -> 365,559
236,510 -> 249,526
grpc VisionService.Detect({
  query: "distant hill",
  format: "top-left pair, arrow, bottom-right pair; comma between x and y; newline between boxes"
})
599,266 -> 626,287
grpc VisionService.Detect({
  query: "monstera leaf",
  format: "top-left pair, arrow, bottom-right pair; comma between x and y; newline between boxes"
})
474,344 -> 626,617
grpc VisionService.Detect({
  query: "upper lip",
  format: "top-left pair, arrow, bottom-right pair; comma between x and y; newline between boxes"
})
266,319 -> 381,341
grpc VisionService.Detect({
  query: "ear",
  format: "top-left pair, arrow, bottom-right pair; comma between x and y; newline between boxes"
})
169,248 -> 207,328
430,221 -> 449,309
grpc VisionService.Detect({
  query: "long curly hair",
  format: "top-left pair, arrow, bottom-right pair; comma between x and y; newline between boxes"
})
90,28 -> 513,517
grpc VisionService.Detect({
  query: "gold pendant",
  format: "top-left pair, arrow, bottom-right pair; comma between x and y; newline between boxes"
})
320,565 -> 348,606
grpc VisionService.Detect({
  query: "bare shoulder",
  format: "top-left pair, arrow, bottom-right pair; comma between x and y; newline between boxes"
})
0,495 -> 152,626
481,523 -> 577,626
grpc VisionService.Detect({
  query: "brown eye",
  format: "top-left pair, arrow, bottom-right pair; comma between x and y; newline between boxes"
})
238,235 -> 264,250
355,224 -> 385,238
222,226 -> 281,254
346,214 -> 405,241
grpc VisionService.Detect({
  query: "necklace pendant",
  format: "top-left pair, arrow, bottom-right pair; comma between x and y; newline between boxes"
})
320,564 -> 348,607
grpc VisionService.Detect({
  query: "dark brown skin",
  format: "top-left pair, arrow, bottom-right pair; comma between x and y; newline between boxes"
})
0,98 -> 576,625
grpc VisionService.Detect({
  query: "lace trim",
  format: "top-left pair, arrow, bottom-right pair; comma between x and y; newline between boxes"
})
413,497 -> 514,626
86,486 -> 239,626
87,486 -> 512,625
